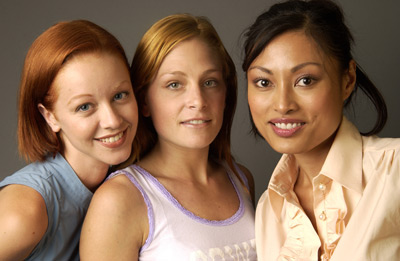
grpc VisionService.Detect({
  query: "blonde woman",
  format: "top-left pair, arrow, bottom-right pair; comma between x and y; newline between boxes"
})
81,14 -> 256,260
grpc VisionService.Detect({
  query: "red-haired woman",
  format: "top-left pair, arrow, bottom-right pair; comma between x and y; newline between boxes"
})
0,20 -> 138,260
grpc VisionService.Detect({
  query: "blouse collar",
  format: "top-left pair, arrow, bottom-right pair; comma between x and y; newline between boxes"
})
268,116 -> 364,220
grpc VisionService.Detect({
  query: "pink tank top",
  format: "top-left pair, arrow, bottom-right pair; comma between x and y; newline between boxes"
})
109,162 -> 257,260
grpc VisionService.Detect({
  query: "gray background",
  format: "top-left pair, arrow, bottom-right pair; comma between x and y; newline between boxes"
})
1,0 -> 399,202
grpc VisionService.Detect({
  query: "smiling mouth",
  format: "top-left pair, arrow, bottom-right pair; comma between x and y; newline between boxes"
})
273,122 -> 304,130
181,120 -> 211,124
98,132 -> 124,143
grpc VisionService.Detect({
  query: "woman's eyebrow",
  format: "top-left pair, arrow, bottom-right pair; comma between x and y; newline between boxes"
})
248,65 -> 273,75
291,62 -> 322,73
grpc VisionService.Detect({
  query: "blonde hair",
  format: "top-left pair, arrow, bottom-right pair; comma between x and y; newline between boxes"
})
130,13 -> 238,172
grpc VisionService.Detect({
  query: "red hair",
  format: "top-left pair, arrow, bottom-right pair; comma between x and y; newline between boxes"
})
18,20 -> 129,162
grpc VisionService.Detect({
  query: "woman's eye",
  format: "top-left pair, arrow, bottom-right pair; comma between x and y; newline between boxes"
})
167,82 -> 181,89
204,80 -> 217,88
297,76 -> 315,86
114,92 -> 128,100
77,104 -> 91,112
255,79 -> 271,88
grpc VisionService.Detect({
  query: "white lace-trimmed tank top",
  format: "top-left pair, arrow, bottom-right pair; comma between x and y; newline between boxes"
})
108,162 -> 257,260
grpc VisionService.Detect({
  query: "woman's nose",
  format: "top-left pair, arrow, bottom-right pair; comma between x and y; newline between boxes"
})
273,85 -> 297,115
187,84 -> 207,110
100,105 -> 123,129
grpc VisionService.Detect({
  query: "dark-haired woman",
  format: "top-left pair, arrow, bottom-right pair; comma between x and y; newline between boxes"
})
242,0 -> 399,260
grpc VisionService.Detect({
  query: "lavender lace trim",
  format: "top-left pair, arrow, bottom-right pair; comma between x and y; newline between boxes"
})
107,170 -> 155,253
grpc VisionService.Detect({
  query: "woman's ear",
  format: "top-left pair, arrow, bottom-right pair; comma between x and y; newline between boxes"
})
342,60 -> 357,101
38,104 -> 61,132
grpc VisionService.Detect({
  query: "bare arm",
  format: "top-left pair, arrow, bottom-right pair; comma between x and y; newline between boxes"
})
237,164 -> 256,207
80,175 -> 148,260
0,184 -> 48,261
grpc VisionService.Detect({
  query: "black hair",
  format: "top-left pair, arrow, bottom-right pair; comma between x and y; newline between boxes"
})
242,0 -> 387,136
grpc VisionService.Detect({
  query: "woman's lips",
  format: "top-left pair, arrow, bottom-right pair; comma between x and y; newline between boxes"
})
269,120 -> 305,137
180,118 -> 212,128
96,129 -> 127,148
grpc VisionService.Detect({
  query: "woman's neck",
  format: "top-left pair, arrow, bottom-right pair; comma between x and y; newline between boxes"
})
62,152 -> 109,192
138,142 -> 213,184
293,131 -> 336,182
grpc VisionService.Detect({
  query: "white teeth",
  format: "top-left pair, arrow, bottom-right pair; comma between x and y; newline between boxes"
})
100,132 -> 123,143
275,122 -> 303,130
186,120 -> 207,124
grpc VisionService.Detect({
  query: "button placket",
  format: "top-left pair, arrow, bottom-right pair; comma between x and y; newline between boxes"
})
317,181 -> 327,222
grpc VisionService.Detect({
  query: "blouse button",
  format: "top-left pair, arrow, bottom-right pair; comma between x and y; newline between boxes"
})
319,211 -> 326,221
319,183 -> 326,191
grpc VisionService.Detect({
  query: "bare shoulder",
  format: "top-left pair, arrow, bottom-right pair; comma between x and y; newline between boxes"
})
236,163 -> 256,206
91,174 -> 140,208
80,173 -> 148,260
83,173 -> 148,226
0,184 -> 48,260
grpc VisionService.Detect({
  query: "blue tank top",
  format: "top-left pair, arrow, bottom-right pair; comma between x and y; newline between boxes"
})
0,153 -> 92,260
108,162 -> 257,260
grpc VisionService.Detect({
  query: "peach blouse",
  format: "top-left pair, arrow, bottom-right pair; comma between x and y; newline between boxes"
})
255,117 -> 400,260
